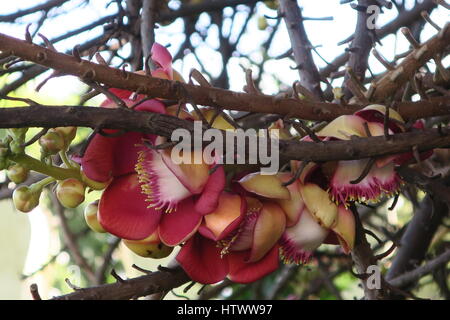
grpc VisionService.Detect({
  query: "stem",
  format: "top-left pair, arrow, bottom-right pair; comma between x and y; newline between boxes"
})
59,151 -> 74,169
29,176 -> 56,192
10,153 -> 80,180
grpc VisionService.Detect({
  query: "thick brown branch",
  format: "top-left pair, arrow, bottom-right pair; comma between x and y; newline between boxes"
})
350,204 -> 385,300
0,33 -> 448,121
386,195 -> 448,294
52,267 -> 190,300
0,106 -> 449,163
371,22 -> 450,101
320,0 -> 438,79
279,0 -> 324,100
343,0 -> 378,99
389,249 -> 450,288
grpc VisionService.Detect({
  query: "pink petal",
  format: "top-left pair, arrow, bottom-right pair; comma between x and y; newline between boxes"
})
136,148 -> 193,212
105,88 -> 133,100
279,208 -> 328,264
176,234 -> 229,284
134,99 -> 166,114
195,165 -> 226,215
98,173 -> 161,240
158,197 -> 202,246
228,245 -> 280,284
112,132 -> 146,177
151,43 -> 173,79
81,133 -> 116,182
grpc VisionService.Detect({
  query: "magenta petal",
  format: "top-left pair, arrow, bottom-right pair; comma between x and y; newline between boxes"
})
176,234 -> 229,284
81,133 -> 116,182
134,99 -> 166,114
98,174 -> 161,240
105,88 -> 133,100
112,132 -> 146,177
228,245 -> 280,284
151,43 -> 173,77
158,197 -> 202,246
195,166 -> 226,215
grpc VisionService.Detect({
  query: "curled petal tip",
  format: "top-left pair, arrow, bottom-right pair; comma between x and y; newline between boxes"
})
300,183 -> 337,229
238,172 -> 291,200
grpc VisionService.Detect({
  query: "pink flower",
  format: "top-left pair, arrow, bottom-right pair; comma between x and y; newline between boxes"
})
316,105 -> 405,205
176,193 -> 283,284
81,43 -> 225,242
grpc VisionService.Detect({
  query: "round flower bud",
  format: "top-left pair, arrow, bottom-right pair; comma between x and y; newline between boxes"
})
12,186 -> 40,213
56,178 -> 86,208
7,164 -> 30,184
84,201 -> 106,233
123,231 -> 173,259
54,127 -> 77,149
39,130 -> 65,155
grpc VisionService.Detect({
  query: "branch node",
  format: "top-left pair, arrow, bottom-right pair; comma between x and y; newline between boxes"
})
111,269 -> 125,283
72,45 -> 82,63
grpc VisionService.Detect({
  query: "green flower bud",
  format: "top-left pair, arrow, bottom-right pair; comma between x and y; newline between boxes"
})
9,140 -> 24,154
84,201 -> 106,233
6,164 -> 30,184
12,185 -> 41,213
123,231 -> 173,259
54,127 -> 77,150
56,178 -> 86,208
0,143 -> 9,170
7,128 -> 28,140
39,130 -> 65,155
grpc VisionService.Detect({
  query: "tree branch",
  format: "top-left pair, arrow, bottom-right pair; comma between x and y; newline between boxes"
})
0,0 -> 70,23
320,0 -> 438,79
343,0 -> 379,98
389,249 -> 450,288
0,32 -> 448,121
51,267 -> 190,300
279,0 -> 324,100
0,106 -> 449,163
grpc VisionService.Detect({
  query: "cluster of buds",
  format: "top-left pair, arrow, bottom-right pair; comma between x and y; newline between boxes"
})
0,122 -> 88,213
39,127 -> 77,157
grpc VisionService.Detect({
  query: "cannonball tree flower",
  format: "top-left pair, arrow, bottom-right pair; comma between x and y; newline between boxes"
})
316,105 -> 405,205
239,168 -> 355,264
176,192 -> 284,284
81,43 -> 226,242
